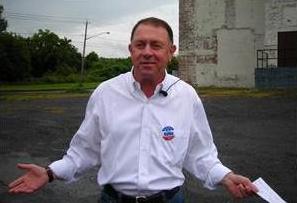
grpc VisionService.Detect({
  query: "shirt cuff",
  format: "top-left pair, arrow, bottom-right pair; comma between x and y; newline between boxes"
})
49,158 -> 77,183
204,163 -> 232,190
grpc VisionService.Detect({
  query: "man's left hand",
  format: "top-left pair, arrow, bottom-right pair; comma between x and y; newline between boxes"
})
221,172 -> 258,199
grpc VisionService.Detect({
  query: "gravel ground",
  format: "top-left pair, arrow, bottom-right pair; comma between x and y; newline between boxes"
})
0,95 -> 296,203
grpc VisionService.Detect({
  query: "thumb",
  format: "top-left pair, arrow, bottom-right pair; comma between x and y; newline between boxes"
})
235,175 -> 258,193
17,163 -> 34,170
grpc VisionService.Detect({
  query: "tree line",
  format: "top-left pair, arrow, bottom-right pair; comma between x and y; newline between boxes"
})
0,5 -> 178,83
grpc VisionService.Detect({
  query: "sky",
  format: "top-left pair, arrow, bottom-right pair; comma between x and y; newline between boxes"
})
1,0 -> 179,58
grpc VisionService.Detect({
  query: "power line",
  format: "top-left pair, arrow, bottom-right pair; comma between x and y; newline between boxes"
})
6,15 -> 84,24
6,11 -> 84,20
3,11 -> 117,38
2,11 -> 127,56
72,38 -> 127,45
10,31 -> 83,35
5,11 -> 85,24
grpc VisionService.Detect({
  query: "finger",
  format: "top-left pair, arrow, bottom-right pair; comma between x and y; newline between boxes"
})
236,176 -> 259,193
17,163 -> 33,170
238,184 -> 249,198
241,180 -> 258,194
9,182 -> 27,194
244,185 -> 257,196
250,183 -> 259,193
8,177 -> 24,188
17,182 -> 36,194
13,182 -> 37,194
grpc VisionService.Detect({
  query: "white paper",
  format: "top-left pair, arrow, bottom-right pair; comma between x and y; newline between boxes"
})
253,177 -> 287,203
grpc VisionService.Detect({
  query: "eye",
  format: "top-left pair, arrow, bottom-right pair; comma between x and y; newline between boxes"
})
134,42 -> 145,49
151,43 -> 163,50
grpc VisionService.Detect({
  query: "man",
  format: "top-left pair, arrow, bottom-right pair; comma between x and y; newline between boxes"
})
9,17 -> 257,202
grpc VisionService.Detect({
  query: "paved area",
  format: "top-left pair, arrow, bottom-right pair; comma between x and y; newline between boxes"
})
0,95 -> 296,203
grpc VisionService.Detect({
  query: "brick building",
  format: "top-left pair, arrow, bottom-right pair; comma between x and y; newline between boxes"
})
179,0 -> 297,88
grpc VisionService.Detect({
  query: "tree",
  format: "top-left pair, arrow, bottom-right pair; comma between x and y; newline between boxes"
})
28,29 -> 81,77
167,56 -> 179,74
0,5 -> 7,32
85,51 -> 99,70
86,57 -> 131,82
0,33 -> 31,82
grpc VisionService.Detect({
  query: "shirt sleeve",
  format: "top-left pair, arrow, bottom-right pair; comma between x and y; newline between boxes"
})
183,92 -> 231,190
49,89 -> 101,182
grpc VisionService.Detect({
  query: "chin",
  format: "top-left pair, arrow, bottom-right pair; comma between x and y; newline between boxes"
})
139,67 -> 154,75
134,65 -> 160,81
140,73 -> 154,80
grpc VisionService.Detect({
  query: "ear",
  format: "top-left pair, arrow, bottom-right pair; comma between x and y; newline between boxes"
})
170,45 -> 177,55
168,45 -> 177,61
128,44 -> 132,53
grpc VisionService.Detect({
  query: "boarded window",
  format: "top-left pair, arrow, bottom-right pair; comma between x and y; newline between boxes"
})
278,31 -> 297,67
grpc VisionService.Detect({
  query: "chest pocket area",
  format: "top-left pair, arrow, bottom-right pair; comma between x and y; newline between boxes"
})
150,129 -> 189,167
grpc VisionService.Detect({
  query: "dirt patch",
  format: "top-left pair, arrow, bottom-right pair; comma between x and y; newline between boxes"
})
0,96 -> 296,203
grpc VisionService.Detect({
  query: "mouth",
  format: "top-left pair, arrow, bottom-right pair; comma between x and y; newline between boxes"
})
140,61 -> 156,65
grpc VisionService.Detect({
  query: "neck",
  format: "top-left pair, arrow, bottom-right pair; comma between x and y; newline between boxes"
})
140,80 -> 157,98
133,71 -> 165,98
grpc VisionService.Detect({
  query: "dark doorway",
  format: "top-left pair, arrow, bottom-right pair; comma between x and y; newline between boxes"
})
278,31 -> 297,67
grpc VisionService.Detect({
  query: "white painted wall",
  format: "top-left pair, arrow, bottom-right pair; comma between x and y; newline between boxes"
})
193,0 -> 265,87
217,29 -> 255,87
265,0 -> 297,46
195,65 -> 217,86
194,0 -> 225,36
180,0 -> 296,87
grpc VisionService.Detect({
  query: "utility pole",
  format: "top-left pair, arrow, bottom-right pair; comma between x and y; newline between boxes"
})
80,20 -> 88,85
79,20 -> 109,86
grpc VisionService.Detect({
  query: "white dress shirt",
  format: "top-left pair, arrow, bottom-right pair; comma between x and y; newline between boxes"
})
49,71 -> 231,196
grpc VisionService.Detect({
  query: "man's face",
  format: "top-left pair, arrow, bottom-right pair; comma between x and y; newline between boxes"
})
129,24 -> 176,83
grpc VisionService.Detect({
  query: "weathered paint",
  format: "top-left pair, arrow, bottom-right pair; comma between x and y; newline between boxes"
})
179,0 -> 297,87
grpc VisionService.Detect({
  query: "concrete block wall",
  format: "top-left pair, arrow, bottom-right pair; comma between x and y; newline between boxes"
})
179,0 -> 196,83
265,0 -> 297,47
179,0 -> 266,87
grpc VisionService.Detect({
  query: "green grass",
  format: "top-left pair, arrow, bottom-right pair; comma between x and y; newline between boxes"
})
196,86 -> 297,98
0,83 -> 296,101
0,92 -> 91,101
0,82 -> 99,92
0,82 -> 99,101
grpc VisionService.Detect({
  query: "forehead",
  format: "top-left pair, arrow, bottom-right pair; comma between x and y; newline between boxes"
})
132,24 -> 170,43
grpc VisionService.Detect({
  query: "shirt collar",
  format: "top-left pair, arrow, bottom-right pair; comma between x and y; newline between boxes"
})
128,67 -> 170,96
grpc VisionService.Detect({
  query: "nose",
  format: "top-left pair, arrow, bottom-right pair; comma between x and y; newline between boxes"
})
142,44 -> 153,57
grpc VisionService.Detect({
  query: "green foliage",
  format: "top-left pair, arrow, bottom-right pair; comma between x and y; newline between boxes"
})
40,63 -> 80,83
0,33 -> 31,82
0,4 -> 178,84
86,57 -> 131,82
0,5 -> 7,32
29,29 -> 81,77
0,26 -> 81,82
167,56 -> 179,74
0,82 -> 98,92
85,51 -> 99,70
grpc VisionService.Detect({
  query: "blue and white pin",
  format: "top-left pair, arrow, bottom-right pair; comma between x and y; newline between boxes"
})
162,126 -> 175,141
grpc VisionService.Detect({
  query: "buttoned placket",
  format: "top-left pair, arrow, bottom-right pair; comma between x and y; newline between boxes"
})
131,76 -> 168,195
133,80 -> 150,194
137,99 -> 150,192
133,82 -> 164,195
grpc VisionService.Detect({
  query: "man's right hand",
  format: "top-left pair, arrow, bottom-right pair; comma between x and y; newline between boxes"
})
9,163 -> 49,194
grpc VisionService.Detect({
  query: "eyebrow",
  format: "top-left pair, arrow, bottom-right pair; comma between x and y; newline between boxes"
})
132,39 -> 167,45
